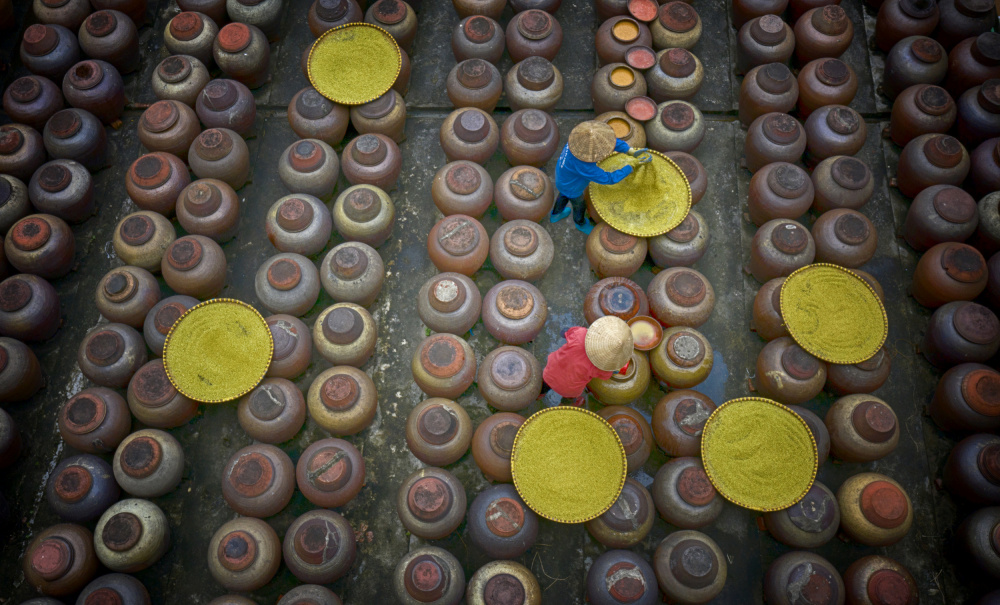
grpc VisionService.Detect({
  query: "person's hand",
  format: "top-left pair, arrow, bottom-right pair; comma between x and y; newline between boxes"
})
636,153 -> 653,165
627,147 -> 649,157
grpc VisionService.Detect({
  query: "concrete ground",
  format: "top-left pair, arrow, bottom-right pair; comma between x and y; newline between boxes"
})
0,0 -> 994,602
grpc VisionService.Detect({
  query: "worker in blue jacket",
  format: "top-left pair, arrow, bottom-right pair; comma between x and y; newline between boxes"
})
551,120 -> 652,234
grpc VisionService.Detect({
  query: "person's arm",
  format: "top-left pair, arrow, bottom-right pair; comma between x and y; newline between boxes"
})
581,161 -> 634,185
613,139 -> 630,153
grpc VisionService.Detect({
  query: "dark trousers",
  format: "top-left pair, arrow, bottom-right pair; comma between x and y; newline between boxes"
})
553,193 -> 587,225
540,379 -> 587,406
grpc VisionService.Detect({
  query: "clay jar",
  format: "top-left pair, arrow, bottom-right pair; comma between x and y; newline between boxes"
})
255,253 -> 321,316
406,397 -> 473,466
837,472 -> 913,546
161,235 -> 227,299
957,81 -> 1000,149
2,76 -> 63,132
755,337 -> 826,404
278,585 -> 344,605
646,48 -> 703,103
319,242 -> 383,307
586,480 -> 655,549
945,33 -> 1000,97
928,363 -> 1000,431
764,552 -> 846,605
826,345 -> 892,395
744,113 -> 807,173
803,105 -> 866,166
912,242 -> 987,307
944,433 -> 1000,504
288,87 -> 350,146
238,378 -> 306,443
138,101 -> 200,163
76,574 -> 152,605
431,161 -> 493,218
652,389 -> 715,457
342,134 -> 402,191
78,10 -> 138,74
207,517 -> 280,592
500,109 -> 560,168
888,84 -> 956,147
0,124 -> 46,182
279,139 -> 340,198
6,213 -> 75,279
599,406 -> 654,473
648,210 -> 710,267
265,314 -> 312,380
62,60 -> 125,126
393,547 -> 466,605
164,12 -> 218,67
795,400 -> 839,459
597,16 -> 652,66
749,219 -> 816,282
412,333 -> 476,399
876,0 -> 939,52
505,56 -> 563,112
794,6 -> 853,64
650,326 -> 713,388
188,128 -> 250,191
968,138 -> 1000,200
471,412 -> 525,482
95,266 -> 159,328
798,58 -> 858,118
732,0 -> 789,30
651,457 -> 722,531
153,55 -> 211,108
94,499 -> 170,572
506,9 -> 562,63
427,214 -> 489,276
440,108 -> 499,165
588,554 -> 658,605
740,63 -> 798,128
588,350 -> 651,405
811,209 -> 877,268
959,507 -> 1000,579
650,2 -> 701,50
266,194 -> 333,256
446,59 -> 503,113
0,337 -> 44,402
903,184 -> 977,251
417,272 -> 482,335
396,467 -> 466,540
143,294 -> 198,355
295,437 -> 365,507
495,166 -> 554,222
586,222 -> 647,278
897,134 -> 970,198
883,36 -> 947,100
468,562 -> 541,605
126,359 -> 198,428
213,23 -> 269,89
227,0 -> 282,40
22,523 -> 97,596
112,429 -> 183,498
43,108 -> 108,171
312,303 -> 377,367
453,15 -> 505,64
176,179 -> 241,243
597,110 -> 645,148
196,79 -> 256,137
737,15 -> 795,75
748,162 -> 813,226
468,484 -> 539,558
350,90 -> 407,144
584,276 -> 650,324
334,186 -> 396,248
592,63 -> 647,115
477,346 -> 542,412
812,156 -> 873,213
975,192 -> 1000,255
647,267 -> 715,328
46,455 -> 119,522
284,505 -> 358,589
482,280 -> 547,345
126,152 -> 191,216
490,220 -> 554,282
112,211 -> 176,273
762,481 -> 840,548
653,531 -> 727,604
20,23 -> 80,83
0,274 -> 60,341
366,0 -> 417,53
58,387 -> 131,453
645,100 -> 704,152
936,0 -> 997,50
221,444 -> 295,517
826,394 -> 900,463
0,175 -> 31,235
77,323 -> 146,389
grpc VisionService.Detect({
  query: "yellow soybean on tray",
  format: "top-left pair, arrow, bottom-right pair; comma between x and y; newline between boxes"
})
588,150 -> 691,238
308,23 -> 402,105
162,299 -> 273,403
511,406 -> 627,523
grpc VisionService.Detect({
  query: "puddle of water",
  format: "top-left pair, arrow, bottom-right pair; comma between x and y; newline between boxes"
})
691,350 -> 728,404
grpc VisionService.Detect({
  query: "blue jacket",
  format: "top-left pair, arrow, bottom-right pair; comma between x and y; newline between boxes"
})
554,139 -> 634,199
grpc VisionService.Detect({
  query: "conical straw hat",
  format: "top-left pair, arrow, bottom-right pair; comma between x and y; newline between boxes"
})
568,121 -> 618,163
585,316 -> 634,372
